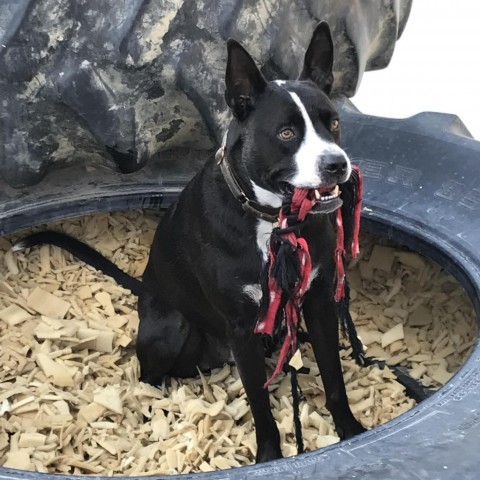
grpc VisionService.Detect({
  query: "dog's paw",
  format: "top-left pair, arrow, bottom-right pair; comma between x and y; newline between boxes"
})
255,445 -> 283,463
336,420 -> 367,440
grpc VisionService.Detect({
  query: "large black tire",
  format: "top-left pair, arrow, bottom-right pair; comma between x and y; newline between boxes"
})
0,0 -> 411,188
0,102 -> 480,479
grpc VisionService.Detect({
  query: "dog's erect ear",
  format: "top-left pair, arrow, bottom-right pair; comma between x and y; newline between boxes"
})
299,22 -> 334,95
225,39 -> 267,120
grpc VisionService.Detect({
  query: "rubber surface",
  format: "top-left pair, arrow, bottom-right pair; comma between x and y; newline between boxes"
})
1,102 -> 480,478
0,0 -> 411,187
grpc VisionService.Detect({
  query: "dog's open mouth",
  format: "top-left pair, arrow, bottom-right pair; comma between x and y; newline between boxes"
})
313,184 -> 339,201
280,182 -> 343,214
309,184 -> 343,214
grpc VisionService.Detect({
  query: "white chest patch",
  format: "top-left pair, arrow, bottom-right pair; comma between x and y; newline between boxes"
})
306,266 -> 319,291
255,219 -> 274,262
242,264 -> 319,306
243,283 -> 263,305
251,182 -> 282,208
250,181 -> 280,263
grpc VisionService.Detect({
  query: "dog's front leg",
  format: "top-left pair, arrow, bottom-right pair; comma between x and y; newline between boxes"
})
229,324 -> 282,463
302,279 -> 366,439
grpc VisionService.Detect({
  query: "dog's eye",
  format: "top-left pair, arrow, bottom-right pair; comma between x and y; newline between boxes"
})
278,128 -> 295,141
330,119 -> 340,131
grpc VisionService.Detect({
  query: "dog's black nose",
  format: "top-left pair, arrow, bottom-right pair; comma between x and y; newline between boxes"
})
322,154 -> 348,176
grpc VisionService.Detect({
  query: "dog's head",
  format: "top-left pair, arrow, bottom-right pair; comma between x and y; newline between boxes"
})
224,22 -> 350,214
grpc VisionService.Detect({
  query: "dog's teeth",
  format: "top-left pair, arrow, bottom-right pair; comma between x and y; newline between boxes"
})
314,185 -> 339,202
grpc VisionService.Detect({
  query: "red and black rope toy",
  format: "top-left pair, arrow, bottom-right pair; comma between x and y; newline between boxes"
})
255,165 -> 365,386
254,166 -> 364,454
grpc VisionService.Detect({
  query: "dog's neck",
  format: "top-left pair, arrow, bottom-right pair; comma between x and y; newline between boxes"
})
216,132 -> 280,223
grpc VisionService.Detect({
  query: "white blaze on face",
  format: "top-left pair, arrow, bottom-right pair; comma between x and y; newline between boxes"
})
287,91 -> 351,187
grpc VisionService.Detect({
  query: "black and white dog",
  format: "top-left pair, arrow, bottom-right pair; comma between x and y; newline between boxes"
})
15,22 -> 365,462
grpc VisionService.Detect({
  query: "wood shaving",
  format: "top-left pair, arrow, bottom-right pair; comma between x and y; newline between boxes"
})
0,210 -> 476,475
381,323 -> 404,348
0,305 -> 33,326
27,287 -> 71,319
288,349 -> 303,371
